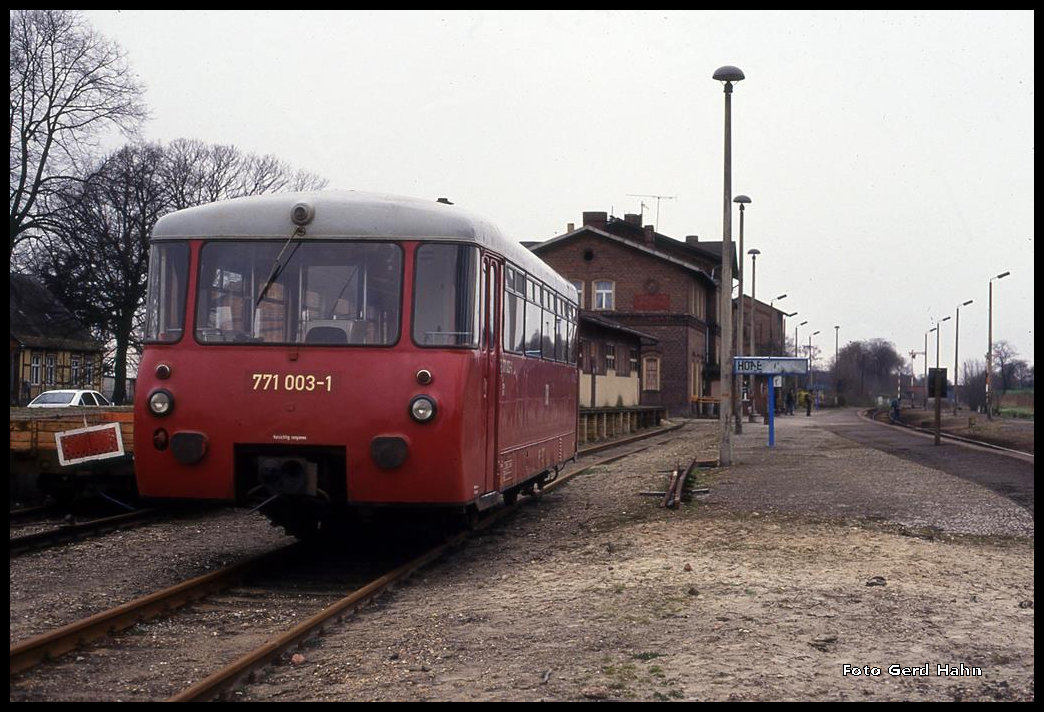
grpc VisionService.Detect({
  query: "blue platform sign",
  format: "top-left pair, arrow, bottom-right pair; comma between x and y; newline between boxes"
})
732,357 -> 808,375
732,357 -> 808,448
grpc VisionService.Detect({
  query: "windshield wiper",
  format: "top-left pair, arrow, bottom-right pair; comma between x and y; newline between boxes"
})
327,265 -> 360,319
255,227 -> 303,307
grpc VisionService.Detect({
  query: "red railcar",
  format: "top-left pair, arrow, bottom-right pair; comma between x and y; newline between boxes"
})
134,191 -> 579,536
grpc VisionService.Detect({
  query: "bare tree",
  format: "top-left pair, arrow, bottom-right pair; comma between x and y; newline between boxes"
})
834,338 -> 905,405
962,358 -> 987,413
160,138 -> 210,210
990,340 -> 1028,396
9,9 -> 149,260
161,139 -> 327,210
25,143 -> 167,404
238,152 -> 327,195
1007,360 -> 1032,390
20,138 -> 328,402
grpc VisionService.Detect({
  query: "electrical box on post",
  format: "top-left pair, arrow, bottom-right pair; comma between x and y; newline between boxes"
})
928,368 -> 948,398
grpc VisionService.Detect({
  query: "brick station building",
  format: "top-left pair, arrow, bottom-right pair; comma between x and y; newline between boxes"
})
530,211 -> 789,418
529,211 -> 729,417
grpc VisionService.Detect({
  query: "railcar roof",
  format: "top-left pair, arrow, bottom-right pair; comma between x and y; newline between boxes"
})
152,190 -> 576,303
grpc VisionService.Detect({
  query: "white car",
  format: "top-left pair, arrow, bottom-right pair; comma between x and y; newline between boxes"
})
26,389 -> 112,408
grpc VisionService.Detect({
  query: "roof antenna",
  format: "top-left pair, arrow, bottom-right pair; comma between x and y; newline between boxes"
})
627,193 -> 676,228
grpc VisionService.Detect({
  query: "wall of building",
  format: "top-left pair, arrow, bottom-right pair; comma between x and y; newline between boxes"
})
580,370 -> 640,408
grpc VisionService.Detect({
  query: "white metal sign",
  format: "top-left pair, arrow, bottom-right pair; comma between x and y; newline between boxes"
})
56,422 -> 125,466
732,357 -> 809,375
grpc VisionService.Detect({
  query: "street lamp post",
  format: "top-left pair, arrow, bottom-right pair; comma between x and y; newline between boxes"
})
780,311 -> 796,403
733,195 -> 751,434
770,294 -> 787,356
953,299 -> 973,415
746,246 -> 759,359
807,330 -> 820,391
934,316 -> 951,369
834,325 -> 840,405
795,320 -> 807,358
986,271 -> 1010,420
933,316 -> 951,445
712,65 -> 744,465
746,246 -> 760,422
924,327 -> 936,409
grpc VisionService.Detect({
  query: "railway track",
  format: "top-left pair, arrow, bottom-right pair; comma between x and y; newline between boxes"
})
9,508 -> 163,557
11,425 -> 683,702
866,408 -> 1034,458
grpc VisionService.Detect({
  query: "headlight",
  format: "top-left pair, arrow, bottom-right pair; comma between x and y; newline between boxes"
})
409,395 -> 437,423
148,389 -> 174,416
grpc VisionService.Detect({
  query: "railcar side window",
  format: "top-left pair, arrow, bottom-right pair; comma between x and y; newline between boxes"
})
144,243 -> 190,343
555,298 -> 567,362
525,291 -> 543,357
195,241 -> 402,345
412,244 -> 480,348
503,267 -> 525,353
500,263 -> 578,362
541,289 -> 556,359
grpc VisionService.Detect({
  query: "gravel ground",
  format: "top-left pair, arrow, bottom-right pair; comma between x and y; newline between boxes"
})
9,410 -> 1034,702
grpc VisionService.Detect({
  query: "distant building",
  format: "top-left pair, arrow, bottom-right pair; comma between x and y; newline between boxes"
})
9,273 -> 105,405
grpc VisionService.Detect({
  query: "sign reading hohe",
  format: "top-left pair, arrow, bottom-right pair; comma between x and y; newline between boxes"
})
732,357 -> 810,375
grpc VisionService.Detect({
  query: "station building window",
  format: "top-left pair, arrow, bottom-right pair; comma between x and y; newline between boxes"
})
571,280 -> 584,309
643,356 -> 661,392
594,280 -> 615,311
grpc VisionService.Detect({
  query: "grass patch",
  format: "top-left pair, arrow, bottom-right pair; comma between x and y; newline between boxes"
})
631,652 -> 664,661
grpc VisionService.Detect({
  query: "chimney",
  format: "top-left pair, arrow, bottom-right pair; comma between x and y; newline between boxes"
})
685,235 -> 700,245
624,213 -> 641,226
582,211 -> 608,229
567,222 -> 575,232
643,225 -> 655,246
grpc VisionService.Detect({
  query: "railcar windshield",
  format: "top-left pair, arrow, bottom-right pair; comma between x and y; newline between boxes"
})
193,240 -> 402,345
412,243 -> 480,347
144,243 -> 190,342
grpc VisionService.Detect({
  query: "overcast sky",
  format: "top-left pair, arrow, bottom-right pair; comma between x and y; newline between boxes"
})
81,10 -> 1034,373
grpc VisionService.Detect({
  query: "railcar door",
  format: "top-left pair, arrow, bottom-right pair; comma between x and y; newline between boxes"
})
481,256 -> 501,495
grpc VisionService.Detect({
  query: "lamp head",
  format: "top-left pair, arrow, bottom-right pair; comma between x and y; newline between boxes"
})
733,194 -> 751,205
713,65 -> 745,83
